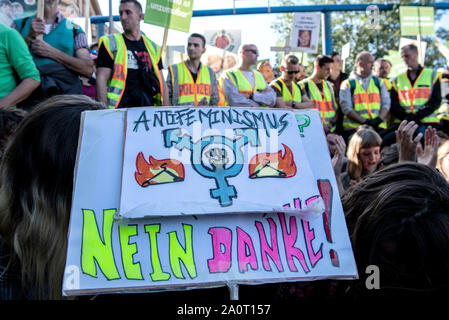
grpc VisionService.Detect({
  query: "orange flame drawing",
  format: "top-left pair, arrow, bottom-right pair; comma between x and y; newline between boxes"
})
135,152 -> 185,187
248,144 -> 297,179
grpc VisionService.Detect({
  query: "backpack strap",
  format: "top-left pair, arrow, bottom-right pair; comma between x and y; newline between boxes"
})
372,76 -> 381,92
349,77 -> 381,98
349,79 -> 356,97
227,70 -> 239,88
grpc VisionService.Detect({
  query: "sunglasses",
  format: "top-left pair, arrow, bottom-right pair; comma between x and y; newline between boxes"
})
245,49 -> 259,55
286,70 -> 300,75
91,49 -> 98,55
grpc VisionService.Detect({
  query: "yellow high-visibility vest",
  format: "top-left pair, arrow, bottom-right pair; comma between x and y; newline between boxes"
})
221,69 -> 268,107
392,68 -> 440,123
168,62 -> 213,106
98,33 -> 163,109
270,78 -> 302,104
342,77 -> 387,129
300,78 -> 336,125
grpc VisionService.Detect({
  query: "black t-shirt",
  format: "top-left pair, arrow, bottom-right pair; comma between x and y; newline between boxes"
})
97,35 -> 163,108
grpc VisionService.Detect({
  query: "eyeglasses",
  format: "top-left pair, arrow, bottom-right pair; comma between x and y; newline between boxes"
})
91,49 -> 98,55
286,70 -> 300,75
244,49 -> 259,55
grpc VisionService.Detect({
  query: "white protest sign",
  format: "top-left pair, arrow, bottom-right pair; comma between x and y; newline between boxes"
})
341,42 -> 351,60
290,12 -> 321,53
119,107 -> 323,219
204,29 -> 241,54
62,108 -> 357,296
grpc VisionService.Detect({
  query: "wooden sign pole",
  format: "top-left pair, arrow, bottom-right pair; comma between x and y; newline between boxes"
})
36,0 -> 45,40
84,0 -> 91,44
161,28 -> 169,65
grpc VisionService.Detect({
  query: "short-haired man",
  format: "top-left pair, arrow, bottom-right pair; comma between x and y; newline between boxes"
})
339,51 -> 390,136
270,54 -> 312,109
96,0 -> 169,108
299,55 -> 338,133
220,44 -> 276,107
373,58 -> 392,91
167,33 -> 219,106
328,51 -> 349,97
328,51 -> 349,135
390,44 -> 441,129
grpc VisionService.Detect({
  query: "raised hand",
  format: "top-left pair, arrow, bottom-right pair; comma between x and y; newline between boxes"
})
417,125 -> 439,168
396,120 -> 422,163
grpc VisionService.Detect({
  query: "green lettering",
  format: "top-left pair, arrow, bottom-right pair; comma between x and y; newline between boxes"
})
81,209 -> 120,280
169,224 -> 197,279
145,224 -> 170,281
119,224 -> 143,280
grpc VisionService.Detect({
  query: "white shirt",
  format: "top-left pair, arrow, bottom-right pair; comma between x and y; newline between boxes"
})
222,69 -> 276,107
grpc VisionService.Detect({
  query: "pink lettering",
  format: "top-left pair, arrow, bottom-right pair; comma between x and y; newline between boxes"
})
207,227 -> 232,273
301,220 -> 323,268
237,227 -> 258,273
255,218 -> 283,272
278,211 -> 310,273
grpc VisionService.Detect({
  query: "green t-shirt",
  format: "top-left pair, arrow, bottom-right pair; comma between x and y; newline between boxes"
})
0,24 -> 40,101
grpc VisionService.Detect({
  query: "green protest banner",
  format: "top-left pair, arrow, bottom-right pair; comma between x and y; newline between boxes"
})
144,0 -> 194,33
384,50 -> 406,79
399,6 -> 434,36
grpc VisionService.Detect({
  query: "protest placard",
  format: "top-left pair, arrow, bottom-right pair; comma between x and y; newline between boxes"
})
144,0 -> 194,33
290,12 -> 320,54
399,6 -> 434,36
383,50 -> 406,79
119,107 -> 323,219
62,108 -> 357,296
204,29 -> 241,54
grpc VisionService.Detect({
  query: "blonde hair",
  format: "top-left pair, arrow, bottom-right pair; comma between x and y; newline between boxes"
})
437,140 -> 449,181
0,95 -> 105,299
346,128 -> 382,180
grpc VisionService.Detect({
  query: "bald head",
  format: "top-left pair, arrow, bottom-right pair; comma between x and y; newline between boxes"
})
239,43 -> 259,69
355,51 -> 374,78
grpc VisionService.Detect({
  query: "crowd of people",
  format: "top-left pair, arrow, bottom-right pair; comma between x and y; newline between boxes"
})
1,0 -> 449,302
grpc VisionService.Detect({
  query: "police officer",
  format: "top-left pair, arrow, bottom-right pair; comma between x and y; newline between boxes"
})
339,51 -> 390,138
390,44 -> 441,130
96,0 -> 169,108
270,54 -> 313,109
220,44 -> 276,107
167,33 -> 219,107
